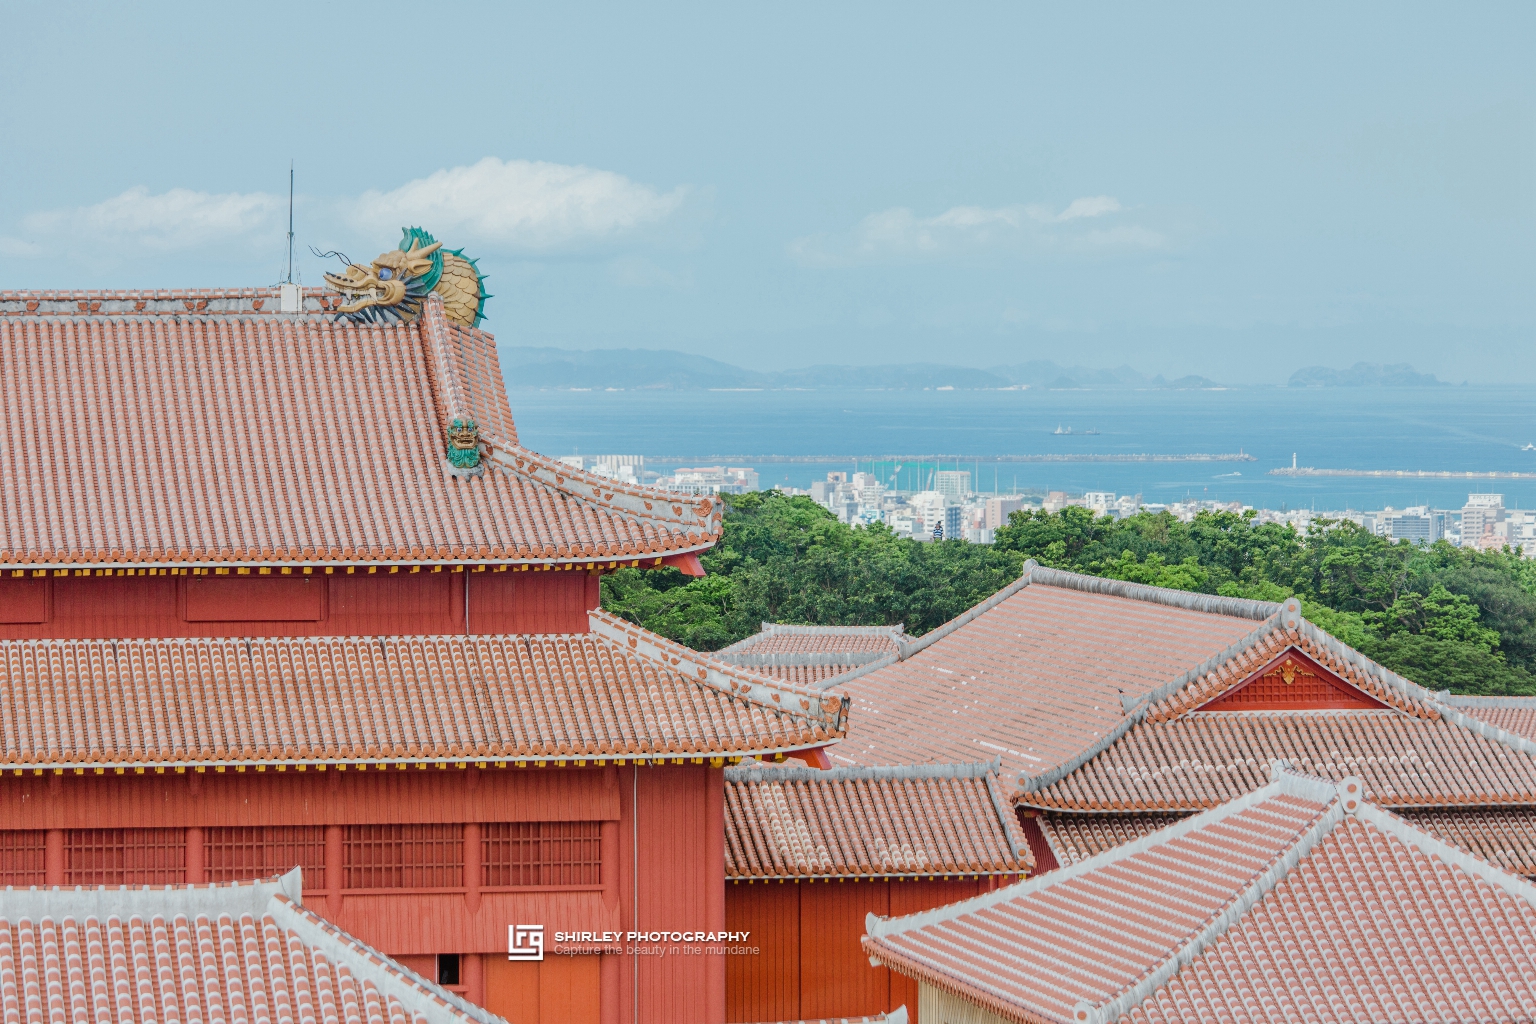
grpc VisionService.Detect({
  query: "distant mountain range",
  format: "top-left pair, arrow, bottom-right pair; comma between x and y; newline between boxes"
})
1287,363 -> 1446,387
498,346 -> 1224,391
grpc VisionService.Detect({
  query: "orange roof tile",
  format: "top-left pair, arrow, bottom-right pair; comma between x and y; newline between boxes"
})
0,870 -> 494,1024
1043,806 -> 1536,879
828,565 -> 1275,775
718,624 -> 911,685
1440,693 -> 1536,742
0,290 -> 718,568
1023,708 -> 1536,811
724,762 -> 1028,879
0,610 -> 846,768
1036,813 -> 1185,867
865,766 -> 1536,1024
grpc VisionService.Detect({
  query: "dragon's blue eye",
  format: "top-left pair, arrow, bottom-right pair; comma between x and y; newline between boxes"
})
378,268 -> 393,280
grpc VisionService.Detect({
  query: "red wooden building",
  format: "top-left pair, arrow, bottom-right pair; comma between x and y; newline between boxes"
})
0,286 -> 847,1024
722,761 -> 1027,1024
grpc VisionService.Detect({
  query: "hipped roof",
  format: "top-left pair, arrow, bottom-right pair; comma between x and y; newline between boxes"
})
865,765 -> 1536,1024
0,869 -> 497,1024
0,610 -> 847,769
0,289 -> 717,569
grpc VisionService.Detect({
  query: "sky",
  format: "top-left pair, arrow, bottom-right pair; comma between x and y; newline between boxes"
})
0,2 -> 1531,383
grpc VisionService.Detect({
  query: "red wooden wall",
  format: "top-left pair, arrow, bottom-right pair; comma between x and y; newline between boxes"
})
724,877 -> 1000,1023
0,570 -> 599,638
0,763 -> 726,1024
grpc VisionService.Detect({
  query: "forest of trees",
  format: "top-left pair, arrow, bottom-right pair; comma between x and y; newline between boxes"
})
600,492 -> 1536,695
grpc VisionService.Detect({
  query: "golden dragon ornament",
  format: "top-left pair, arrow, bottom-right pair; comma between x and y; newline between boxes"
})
323,227 -> 489,329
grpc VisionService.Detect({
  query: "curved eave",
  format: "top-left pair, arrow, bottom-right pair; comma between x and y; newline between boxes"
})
0,749 -> 828,774
0,545 -> 716,574
486,442 -> 724,539
730,870 -> 1029,883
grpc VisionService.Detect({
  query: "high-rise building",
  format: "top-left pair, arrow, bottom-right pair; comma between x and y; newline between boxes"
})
934,471 -> 971,502
1384,506 -> 1442,545
1462,494 -> 1505,548
985,496 -> 1026,530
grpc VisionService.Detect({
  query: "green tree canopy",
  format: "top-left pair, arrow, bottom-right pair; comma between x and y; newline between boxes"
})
604,495 -> 1536,695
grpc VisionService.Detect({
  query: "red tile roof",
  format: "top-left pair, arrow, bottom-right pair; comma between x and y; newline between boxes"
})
723,762 -> 1028,879
1043,806 -> 1536,878
0,870 -> 495,1024
717,624 -> 910,685
1441,693 -> 1536,742
810,563 -> 1536,815
1035,813 -> 1185,867
865,765 -> 1536,1024
828,566 -> 1276,775
0,610 -> 846,769
0,290 -> 718,568
1023,706 -> 1536,811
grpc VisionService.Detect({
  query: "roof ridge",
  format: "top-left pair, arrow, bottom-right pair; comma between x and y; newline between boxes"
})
487,442 -> 721,542
720,622 -> 906,657
0,868 -> 300,920
725,759 -> 999,783
1438,692 -> 1536,709
587,610 -> 849,733
269,893 -> 499,1024
1021,564 -> 1281,620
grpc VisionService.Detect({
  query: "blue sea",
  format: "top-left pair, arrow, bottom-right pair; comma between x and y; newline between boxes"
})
508,386 -> 1536,512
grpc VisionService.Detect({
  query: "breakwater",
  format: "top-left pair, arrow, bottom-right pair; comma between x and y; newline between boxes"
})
648,453 -> 1259,464
1270,467 -> 1536,480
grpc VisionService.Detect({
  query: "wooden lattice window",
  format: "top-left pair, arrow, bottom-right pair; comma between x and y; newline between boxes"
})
67,829 -> 185,886
344,824 -> 463,890
482,822 -> 602,888
0,831 -> 46,886
205,826 -> 327,887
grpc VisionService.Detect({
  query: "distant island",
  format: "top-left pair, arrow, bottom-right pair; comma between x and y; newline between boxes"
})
497,346 -> 1226,391
1287,362 -> 1446,387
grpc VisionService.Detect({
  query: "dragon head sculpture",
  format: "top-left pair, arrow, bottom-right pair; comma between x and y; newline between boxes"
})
323,227 -> 489,328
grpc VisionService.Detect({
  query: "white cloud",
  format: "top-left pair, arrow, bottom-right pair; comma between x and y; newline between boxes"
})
789,196 -> 1161,266
345,157 -> 687,252
13,158 -> 688,261
23,186 -> 284,252
0,237 -> 41,258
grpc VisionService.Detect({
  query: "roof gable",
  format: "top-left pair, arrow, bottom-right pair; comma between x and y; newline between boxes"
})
1191,647 -> 1390,712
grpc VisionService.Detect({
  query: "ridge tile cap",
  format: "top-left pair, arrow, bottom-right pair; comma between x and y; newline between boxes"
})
724,759 -> 1000,783
587,610 -> 849,732
870,761 -> 1337,942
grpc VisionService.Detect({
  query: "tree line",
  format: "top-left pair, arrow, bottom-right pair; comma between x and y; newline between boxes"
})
600,492 -> 1536,695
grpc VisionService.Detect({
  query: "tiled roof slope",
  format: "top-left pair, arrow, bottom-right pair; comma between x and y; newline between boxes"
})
723,761 -> 1028,879
0,870 -> 497,1024
1024,705 -> 1536,810
0,610 -> 846,769
0,292 -> 718,568
865,766 -> 1536,1024
827,565 -> 1277,774
1441,693 -> 1536,742
717,624 -> 911,685
1043,807 -> 1536,879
